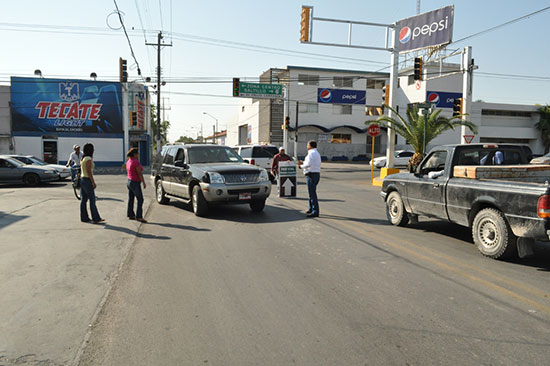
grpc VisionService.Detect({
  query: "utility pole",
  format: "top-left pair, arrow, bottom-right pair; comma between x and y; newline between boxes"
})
294,101 -> 299,159
146,31 -> 172,153
461,46 -> 474,144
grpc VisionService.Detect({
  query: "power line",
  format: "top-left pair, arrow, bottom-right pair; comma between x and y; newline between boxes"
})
112,0 -> 144,79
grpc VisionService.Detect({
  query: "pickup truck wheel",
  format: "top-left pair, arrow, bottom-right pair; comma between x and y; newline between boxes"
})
386,191 -> 409,226
192,185 -> 208,217
472,208 -> 517,259
250,199 -> 266,212
155,180 -> 170,204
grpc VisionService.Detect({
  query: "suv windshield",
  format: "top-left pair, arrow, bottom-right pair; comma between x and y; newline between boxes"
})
188,146 -> 244,164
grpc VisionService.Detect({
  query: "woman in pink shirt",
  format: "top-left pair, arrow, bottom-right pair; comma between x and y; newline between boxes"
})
125,148 -> 147,222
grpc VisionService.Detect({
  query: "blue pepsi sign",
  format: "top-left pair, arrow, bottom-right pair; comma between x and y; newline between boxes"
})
426,91 -> 462,109
396,6 -> 454,53
318,88 -> 366,105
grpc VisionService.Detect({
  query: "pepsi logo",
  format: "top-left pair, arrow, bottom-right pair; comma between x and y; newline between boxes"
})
319,89 -> 332,103
399,27 -> 411,44
427,92 -> 440,105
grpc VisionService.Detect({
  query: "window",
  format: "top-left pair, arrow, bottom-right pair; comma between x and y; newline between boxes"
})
239,147 -> 252,158
175,148 -> 185,163
481,109 -> 531,117
366,79 -> 385,89
422,151 -> 448,172
333,76 -> 354,88
366,106 -> 384,116
299,102 -> 318,113
331,134 -> 351,144
252,146 -> 278,158
242,106 -> 245,112
298,74 -> 319,86
407,74 -> 415,85
0,159 -> 13,168
163,147 -> 177,165
333,104 -> 352,115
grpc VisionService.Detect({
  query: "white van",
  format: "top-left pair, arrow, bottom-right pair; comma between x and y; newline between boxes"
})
233,145 -> 280,180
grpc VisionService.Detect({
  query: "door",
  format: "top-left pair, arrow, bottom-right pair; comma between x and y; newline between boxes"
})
405,150 -> 448,219
171,148 -> 191,198
160,147 -> 177,194
238,125 -> 248,145
0,159 -> 21,182
43,140 -> 58,164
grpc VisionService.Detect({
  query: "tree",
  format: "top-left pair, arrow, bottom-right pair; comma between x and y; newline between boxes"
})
535,105 -> 550,154
176,136 -> 195,144
150,104 -> 170,150
372,105 -> 478,170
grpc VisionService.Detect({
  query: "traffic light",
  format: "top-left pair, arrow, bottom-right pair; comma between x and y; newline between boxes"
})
233,77 -> 240,97
382,84 -> 390,106
130,111 -> 137,127
282,116 -> 290,130
119,57 -> 127,82
414,57 -> 423,80
300,6 -> 312,43
453,98 -> 463,116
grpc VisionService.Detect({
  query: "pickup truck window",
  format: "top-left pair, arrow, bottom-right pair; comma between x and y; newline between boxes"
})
421,151 -> 448,174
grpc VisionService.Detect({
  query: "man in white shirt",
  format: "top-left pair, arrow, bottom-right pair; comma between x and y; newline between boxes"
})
298,140 -> 321,217
66,144 -> 83,181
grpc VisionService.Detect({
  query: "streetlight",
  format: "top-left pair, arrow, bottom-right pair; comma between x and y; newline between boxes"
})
203,112 -> 218,144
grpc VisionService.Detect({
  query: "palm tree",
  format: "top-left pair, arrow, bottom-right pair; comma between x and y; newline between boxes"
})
372,105 -> 478,170
535,105 -> 550,154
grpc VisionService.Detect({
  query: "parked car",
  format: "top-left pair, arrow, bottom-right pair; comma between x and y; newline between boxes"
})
9,155 -> 71,180
530,152 -> 550,165
0,156 -> 60,186
232,144 -> 280,180
151,144 -> 272,216
381,144 -> 543,259
370,150 -> 415,168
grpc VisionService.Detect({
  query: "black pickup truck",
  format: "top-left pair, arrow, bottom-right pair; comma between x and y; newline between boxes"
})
381,144 -> 550,259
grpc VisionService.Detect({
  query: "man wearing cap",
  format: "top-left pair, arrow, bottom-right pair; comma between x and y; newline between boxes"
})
271,147 -> 292,179
66,144 -> 83,181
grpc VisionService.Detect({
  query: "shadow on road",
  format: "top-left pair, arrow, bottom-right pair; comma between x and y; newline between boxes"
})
290,197 -> 346,203
102,224 -> 171,240
320,214 -> 389,226
0,182 -> 68,189
0,211 -> 30,229
146,222 -> 211,232
96,196 -> 125,202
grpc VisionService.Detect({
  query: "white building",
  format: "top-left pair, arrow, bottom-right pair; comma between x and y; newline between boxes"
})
227,65 -> 544,159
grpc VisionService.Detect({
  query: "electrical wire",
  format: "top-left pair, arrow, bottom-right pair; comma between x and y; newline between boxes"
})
112,0 -> 144,80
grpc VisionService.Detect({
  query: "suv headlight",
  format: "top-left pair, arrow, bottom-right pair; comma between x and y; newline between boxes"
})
259,169 -> 269,182
208,172 -> 224,184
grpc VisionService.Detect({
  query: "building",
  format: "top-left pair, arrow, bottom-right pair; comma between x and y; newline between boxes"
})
226,64 -> 544,159
0,77 -> 151,165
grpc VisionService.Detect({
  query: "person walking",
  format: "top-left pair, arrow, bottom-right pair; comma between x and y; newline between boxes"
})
66,144 -> 82,181
298,140 -> 321,217
80,143 -> 104,224
271,147 -> 292,179
125,148 -> 147,223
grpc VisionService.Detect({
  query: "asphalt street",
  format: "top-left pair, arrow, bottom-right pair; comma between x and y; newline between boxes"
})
72,164 -> 550,366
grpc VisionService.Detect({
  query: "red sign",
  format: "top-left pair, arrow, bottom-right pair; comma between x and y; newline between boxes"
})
368,124 -> 380,137
463,135 -> 474,144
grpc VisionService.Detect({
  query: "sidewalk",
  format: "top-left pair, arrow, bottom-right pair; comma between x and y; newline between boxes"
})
0,176 -> 153,366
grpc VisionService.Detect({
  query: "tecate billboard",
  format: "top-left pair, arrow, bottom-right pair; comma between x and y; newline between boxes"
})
318,88 -> 366,104
10,77 -> 123,136
396,5 -> 454,53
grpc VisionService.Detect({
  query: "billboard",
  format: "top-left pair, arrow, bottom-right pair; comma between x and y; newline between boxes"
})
10,77 -> 123,136
426,91 -> 462,109
396,6 -> 454,53
317,88 -> 366,104
129,83 -> 148,131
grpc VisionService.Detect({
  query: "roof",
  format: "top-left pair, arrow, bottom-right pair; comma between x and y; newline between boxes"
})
286,65 -> 389,78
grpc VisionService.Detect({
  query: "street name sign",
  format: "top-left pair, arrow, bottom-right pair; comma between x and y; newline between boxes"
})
238,82 -> 283,99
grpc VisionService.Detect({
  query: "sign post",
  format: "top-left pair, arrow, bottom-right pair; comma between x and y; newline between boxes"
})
368,124 -> 380,184
278,161 -> 297,197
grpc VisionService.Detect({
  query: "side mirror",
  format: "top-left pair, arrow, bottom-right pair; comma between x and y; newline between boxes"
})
174,160 -> 188,169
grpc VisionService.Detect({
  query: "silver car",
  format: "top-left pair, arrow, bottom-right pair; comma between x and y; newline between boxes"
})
0,156 -> 60,186
9,155 -> 72,180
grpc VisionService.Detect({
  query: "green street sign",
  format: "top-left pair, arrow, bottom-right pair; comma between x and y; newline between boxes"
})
238,82 -> 283,99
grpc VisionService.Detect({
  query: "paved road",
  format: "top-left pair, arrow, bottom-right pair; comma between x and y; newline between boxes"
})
78,164 -> 550,366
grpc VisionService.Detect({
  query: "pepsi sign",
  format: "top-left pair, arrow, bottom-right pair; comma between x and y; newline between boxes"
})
426,91 -> 462,109
396,6 -> 453,53
317,88 -> 366,105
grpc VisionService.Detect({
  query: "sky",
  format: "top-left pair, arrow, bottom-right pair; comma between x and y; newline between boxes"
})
1,0 -> 549,142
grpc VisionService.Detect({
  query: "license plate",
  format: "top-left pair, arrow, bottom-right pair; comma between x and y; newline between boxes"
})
239,192 -> 252,200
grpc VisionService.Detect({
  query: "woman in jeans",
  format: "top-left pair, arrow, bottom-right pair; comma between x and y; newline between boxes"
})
80,143 -> 104,223
125,148 -> 147,223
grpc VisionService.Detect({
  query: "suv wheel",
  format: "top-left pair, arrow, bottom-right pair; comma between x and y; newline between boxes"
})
250,199 -> 266,212
156,180 -> 170,204
192,185 -> 208,216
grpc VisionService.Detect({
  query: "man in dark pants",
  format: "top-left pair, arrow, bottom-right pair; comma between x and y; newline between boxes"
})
298,141 -> 321,217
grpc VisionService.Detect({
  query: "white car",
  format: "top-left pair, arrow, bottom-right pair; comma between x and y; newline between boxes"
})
370,150 -> 415,168
530,152 -> 550,165
10,155 -> 72,180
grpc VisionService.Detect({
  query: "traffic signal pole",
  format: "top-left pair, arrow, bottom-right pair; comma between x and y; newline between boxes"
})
283,85 -> 289,151
385,27 -> 399,169
460,46 -> 473,144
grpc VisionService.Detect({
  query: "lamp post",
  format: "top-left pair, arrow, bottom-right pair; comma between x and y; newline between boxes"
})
203,112 -> 218,144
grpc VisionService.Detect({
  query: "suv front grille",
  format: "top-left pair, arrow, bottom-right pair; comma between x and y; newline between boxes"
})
222,172 -> 260,184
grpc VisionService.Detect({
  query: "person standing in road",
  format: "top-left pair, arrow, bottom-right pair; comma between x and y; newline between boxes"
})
271,147 -> 292,179
66,144 -> 82,181
125,148 -> 147,223
80,143 -> 104,224
298,140 -> 321,217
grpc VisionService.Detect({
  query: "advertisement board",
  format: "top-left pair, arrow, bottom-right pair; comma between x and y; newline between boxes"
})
426,91 -> 462,109
396,6 -> 454,53
129,83 -> 148,131
10,77 -> 123,136
317,88 -> 366,104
